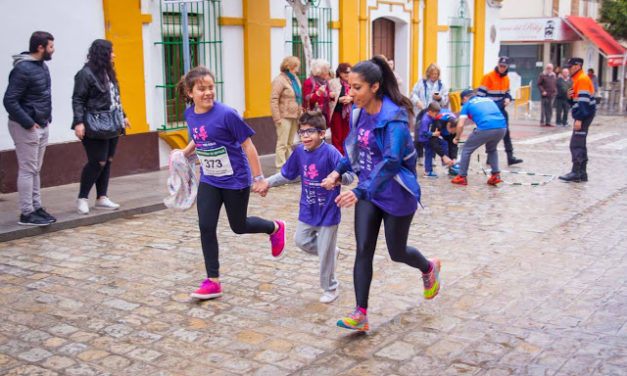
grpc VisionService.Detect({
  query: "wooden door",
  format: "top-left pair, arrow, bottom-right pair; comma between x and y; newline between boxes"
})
372,18 -> 395,61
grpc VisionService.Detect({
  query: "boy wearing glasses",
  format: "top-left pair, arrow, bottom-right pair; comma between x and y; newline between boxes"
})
256,110 -> 354,303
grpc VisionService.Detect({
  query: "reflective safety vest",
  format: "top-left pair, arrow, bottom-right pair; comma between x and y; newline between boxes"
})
477,69 -> 512,109
570,69 -> 596,120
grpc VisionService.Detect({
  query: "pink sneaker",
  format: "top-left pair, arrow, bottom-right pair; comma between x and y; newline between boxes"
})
190,279 -> 222,299
270,220 -> 286,258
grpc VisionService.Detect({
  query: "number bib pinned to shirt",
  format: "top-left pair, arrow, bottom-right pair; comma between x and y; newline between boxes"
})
197,146 -> 234,176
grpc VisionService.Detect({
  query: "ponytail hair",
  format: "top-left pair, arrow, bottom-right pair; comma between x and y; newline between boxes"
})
351,56 -> 414,118
176,66 -> 215,105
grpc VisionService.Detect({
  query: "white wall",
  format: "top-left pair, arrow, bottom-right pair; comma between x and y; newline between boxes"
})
0,0 -> 105,151
500,0 -> 549,18
484,3 -> 502,76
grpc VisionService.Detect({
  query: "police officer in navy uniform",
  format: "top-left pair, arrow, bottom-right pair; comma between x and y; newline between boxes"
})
559,57 -> 596,182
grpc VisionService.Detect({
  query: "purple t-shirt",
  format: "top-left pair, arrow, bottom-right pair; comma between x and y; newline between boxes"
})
281,142 -> 342,226
356,111 -> 417,216
184,102 -> 255,189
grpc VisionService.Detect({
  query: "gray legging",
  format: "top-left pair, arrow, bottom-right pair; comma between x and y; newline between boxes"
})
459,128 -> 507,177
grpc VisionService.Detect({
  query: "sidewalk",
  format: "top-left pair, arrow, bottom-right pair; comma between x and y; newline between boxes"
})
0,155 -> 279,243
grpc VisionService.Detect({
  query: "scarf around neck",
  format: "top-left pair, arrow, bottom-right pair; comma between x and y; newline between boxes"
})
285,71 -> 302,105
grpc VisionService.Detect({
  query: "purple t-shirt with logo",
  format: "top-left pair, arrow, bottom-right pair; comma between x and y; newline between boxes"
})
281,142 -> 342,226
356,111 -> 417,216
184,102 -> 255,189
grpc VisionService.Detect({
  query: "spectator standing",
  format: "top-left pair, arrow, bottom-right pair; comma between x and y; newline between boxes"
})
302,59 -> 332,124
555,68 -> 571,127
270,56 -> 302,169
410,63 -> 449,166
328,63 -> 352,155
72,39 -> 130,215
537,63 -> 557,126
587,68 -> 600,104
3,31 -> 57,226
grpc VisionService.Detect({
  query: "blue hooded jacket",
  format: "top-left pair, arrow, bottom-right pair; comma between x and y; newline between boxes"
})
335,95 -> 420,204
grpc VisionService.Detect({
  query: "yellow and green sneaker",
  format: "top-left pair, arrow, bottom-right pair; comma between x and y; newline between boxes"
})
337,308 -> 369,331
423,258 -> 441,299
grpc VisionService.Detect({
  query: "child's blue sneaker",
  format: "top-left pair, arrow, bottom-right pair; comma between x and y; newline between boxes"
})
423,172 -> 438,178
448,164 -> 459,176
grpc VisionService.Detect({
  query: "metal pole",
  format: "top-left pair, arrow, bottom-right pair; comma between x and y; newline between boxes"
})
181,2 -> 191,74
620,52 -> 626,112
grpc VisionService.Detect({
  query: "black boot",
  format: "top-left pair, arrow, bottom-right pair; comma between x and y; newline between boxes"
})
507,152 -> 523,166
559,163 -> 582,182
580,161 -> 588,182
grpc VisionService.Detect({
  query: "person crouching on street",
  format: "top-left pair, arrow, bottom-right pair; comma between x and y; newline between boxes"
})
451,89 -> 507,186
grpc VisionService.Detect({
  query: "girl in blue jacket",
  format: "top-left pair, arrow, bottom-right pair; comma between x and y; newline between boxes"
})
321,56 -> 441,331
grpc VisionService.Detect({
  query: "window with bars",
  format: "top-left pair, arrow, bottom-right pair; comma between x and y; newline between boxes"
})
448,17 -> 471,92
286,6 -> 333,81
156,0 -> 223,131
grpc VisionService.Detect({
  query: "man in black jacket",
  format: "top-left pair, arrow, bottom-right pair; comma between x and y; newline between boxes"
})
3,31 -> 57,226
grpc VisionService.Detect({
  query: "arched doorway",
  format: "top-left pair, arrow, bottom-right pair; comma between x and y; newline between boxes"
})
372,18 -> 395,60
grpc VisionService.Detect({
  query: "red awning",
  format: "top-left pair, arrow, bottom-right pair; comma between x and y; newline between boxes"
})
566,16 -> 626,66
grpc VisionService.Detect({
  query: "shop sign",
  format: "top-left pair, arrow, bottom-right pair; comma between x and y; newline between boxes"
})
499,18 -> 580,42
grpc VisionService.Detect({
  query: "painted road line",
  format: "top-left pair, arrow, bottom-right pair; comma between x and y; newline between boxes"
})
555,132 -> 619,147
517,132 -> 572,145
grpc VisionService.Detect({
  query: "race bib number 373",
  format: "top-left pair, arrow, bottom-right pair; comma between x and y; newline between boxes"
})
197,146 -> 234,177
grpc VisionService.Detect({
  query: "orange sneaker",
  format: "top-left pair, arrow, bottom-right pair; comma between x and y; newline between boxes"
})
487,173 -> 502,185
451,175 -> 467,185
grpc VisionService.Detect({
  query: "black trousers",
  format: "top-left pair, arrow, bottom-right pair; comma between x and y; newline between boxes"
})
79,136 -> 119,199
353,199 -> 431,309
555,98 -> 570,125
570,114 -> 594,165
197,182 -> 275,278
500,107 -> 514,154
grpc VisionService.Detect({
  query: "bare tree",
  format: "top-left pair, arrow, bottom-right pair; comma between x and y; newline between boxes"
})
286,0 -> 313,76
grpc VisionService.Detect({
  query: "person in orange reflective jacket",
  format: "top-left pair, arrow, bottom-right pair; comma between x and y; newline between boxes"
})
477,56 -> 523,166
559,57 -> 596,183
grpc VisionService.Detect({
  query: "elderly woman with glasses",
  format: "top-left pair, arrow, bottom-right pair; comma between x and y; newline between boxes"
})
271,56 -> 302,169
328,63 -> 352,155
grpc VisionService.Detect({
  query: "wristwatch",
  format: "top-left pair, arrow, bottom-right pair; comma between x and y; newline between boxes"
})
253,175 -> 265,182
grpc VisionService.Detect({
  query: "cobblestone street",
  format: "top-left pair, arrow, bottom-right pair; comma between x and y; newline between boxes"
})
1,116 -> 626,376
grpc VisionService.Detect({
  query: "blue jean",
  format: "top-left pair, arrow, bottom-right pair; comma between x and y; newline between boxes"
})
421,139 -> 449,173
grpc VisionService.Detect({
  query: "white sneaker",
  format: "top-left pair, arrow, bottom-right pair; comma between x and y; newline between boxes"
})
319,289 -> 338,304
77,198 -> 90,215
95,197 -> 120,210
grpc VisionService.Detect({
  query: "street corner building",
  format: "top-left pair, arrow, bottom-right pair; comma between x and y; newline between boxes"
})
0,0 -> 503,193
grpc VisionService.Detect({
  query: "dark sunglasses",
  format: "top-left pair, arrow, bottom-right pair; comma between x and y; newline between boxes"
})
297,128 -> 322,136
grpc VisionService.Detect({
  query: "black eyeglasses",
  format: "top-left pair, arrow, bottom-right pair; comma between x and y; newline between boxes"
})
297,128 -> 321,136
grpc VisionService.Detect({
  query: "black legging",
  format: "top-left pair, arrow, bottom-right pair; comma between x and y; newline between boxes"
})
197,182 -> 275,278
353,199 -> 431,309
79,136 -> 119,199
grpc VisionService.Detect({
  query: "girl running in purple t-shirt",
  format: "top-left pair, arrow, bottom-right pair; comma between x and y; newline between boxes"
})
321,57 -> 441,332
177,66 -> 286,300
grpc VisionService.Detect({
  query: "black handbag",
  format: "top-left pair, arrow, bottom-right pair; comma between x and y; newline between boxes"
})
84,107 -> 124,139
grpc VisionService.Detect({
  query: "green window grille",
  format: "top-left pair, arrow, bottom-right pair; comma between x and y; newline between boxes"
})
156,0 -> 223,131
286,6 -> 333,81
448,17 -> 471,92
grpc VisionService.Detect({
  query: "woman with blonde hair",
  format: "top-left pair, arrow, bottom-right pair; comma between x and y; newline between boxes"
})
270,56 -> 302,168
410,63 -> 449,165
410,63 -> 449,111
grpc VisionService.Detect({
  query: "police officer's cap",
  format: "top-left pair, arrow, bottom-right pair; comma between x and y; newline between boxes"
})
564,57 -> 584,67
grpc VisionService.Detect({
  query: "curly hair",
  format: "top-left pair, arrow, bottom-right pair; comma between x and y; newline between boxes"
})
86,39 -> 117,86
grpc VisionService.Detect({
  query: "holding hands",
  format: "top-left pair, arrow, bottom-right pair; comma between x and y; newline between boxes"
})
321,171 -> 341,190
252,179 -> 270,197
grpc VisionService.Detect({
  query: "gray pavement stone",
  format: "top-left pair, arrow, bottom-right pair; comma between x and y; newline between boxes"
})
0,116 -> 625,375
